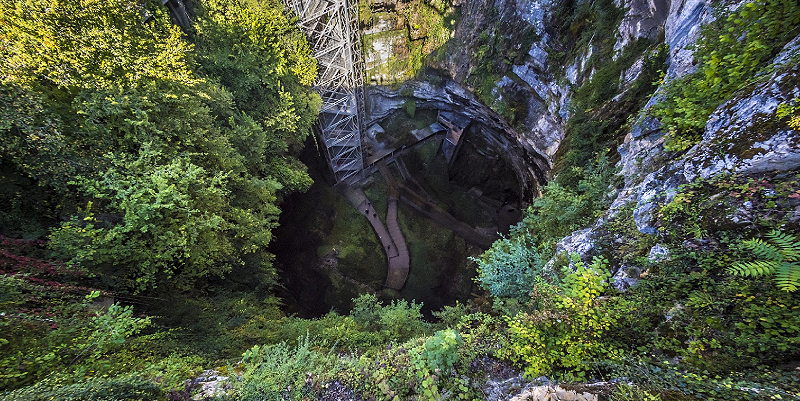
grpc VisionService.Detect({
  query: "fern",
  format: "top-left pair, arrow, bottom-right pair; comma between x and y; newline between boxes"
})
729,230 -> 800,291
767,230 -> 800,261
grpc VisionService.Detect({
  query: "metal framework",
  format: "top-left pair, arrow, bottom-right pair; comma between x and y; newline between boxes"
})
285,0 -> 366,183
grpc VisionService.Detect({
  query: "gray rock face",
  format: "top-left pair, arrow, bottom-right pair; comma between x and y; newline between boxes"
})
554,228 -> 596,260
366,80 -> 551,195
612,265 -> 642,292
515,0 -> 553,36
632,60 -> 800,233
664,0 -> 713,78
509,63 -> 567,157
648,243 -> 670,262
189,370 -> 231,400
614,0 -> 671,53
427,0 -> 572,164
510,385 -> 599,401
613,0 -> 718,196
610,244 -> 667,291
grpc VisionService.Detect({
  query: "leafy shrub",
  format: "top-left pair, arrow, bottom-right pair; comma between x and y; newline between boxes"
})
500,255 -> 620,380
432,302 -> 469,328
615,359 -> 800,400
351,293 -> 430,343
470,234 -> 546,300
4,375 -> 163,401
1,289 -> 151,391
275,312 -> 385,350
776,100 -> 800,129
236,335 -> 336,401
416,329 -> 463,373
515,154 -> 617,249
610,382 -> 662,401
733,290 -> 800,363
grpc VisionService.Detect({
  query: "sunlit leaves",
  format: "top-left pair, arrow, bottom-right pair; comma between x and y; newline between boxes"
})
2,0 -> 320,292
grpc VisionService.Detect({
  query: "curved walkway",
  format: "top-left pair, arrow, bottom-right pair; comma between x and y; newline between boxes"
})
379,162 -> 410,290
337,176 -> 409,290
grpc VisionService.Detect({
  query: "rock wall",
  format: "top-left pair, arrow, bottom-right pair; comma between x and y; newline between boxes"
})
365,80 -> 549,198
362,0 -> 799,260
543,0 -> 798,268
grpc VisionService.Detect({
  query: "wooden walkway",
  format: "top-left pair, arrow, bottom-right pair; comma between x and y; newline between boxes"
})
337,170 -> 410,290
378,162 -> 410,290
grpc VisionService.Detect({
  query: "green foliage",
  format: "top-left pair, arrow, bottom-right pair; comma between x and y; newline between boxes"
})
515,153 -> 617,249
237,335 -> 336,401
3,375 -> 163,401
49,149 -> 235,291
500,255 -> 620,380
432,302 -> 469,328
562,254 -> 612,306
358,0 -> 375,26
616,359 -> 800,401
730,230 -> 800,291
402,0 -> 457,76
417,329 -> 463,373
596,202 -> 658,266
653,0 -> 800,151
776,99 -> 800,129
470,234 -> 547,300
361,0 -> 458,81
467,21 -> 539,114
659,172 -> 800,241
610,383 -> 662,401
263,294 -> 433,352
351,294 -> 431,343
734,291 -> 800,359
549,1 -> 662,191
550,0 -> 625,72
0,0 -> 320,292
1,286 -> 151,391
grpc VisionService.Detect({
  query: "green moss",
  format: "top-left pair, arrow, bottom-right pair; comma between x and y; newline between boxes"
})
549,0 -> 625,81
554,40 -> 666,186
465,20 -> 539,111
657,171 -> 800,241
396,203 -> 476,313
596,202 -> 657,266
360,0 -> 459,81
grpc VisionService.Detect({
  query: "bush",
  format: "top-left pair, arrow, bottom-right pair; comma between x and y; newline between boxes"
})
471,234 -> 547,300
236,335 -> 336,401
4,375 -> 163,401
500,255 -> 620,380
515,154 -> 616,249
351,294 -> 430,343
416,329 -> 463,373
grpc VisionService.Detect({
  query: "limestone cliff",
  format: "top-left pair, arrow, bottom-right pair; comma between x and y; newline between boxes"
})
360,0 -> 799,270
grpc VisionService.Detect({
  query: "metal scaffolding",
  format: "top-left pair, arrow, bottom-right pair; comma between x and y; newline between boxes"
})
285,0 -> 365,183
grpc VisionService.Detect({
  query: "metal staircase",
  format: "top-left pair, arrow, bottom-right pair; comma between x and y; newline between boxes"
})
285,0 -> 366,183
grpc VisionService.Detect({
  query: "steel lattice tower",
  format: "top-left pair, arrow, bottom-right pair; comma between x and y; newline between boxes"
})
285,0 -> 365,183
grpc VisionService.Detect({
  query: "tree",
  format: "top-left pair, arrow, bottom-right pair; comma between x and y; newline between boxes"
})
0,0 -> 320,292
